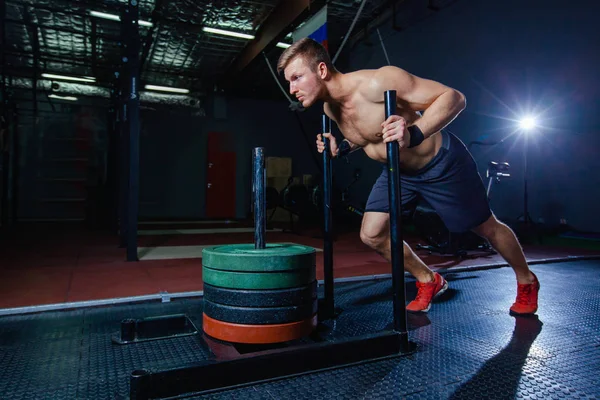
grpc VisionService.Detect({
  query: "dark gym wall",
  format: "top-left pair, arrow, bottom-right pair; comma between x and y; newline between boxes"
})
13,93 -> 322,221
336,0 -> 600,232
14,96 -> 108,221
139,95 -> 323,220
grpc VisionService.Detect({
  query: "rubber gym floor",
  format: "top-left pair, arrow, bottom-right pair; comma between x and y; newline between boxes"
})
1,221 -> 599,399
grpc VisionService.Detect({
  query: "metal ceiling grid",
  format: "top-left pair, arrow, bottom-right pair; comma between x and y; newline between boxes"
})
2,0 -> 462,101
163,0 -> 278,28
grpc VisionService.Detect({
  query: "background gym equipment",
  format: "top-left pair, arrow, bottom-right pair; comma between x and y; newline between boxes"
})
126,93 -> 414,400
264,176 -> 321,234
267,171 -> 363,235
311,168 -> 365,219
413,200 -> 496,257
486,161 -> 511,199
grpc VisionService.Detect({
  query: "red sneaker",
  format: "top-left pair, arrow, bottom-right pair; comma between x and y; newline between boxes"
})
407,272 -> 448,313
510,272 -> 540,315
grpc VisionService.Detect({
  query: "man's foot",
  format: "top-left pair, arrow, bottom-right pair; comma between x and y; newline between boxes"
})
407,272 -> 448,313
510,271 -> 540,315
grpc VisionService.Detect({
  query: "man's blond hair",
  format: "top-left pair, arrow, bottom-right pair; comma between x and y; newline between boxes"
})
277,37 -> 336,74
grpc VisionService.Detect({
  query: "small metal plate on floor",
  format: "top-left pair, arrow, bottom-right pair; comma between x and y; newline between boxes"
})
112,313 -> 198,345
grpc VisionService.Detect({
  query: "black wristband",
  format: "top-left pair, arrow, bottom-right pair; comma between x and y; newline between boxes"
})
407,125 -> 425,148
337,140 -> 352,157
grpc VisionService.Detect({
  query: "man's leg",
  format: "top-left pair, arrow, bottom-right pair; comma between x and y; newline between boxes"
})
472,214 -> 535,284
360,211 -> 448,312
418,131 -> 539,315
472,214 -> 540,315
360,211 -> 433,282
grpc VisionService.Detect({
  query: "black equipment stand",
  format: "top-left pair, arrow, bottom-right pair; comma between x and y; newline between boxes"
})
126,94 -> 415,400
384,90 -> 410,347
321,115 -> 335,319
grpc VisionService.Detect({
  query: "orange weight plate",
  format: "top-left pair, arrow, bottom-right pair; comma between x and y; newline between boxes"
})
203,313 -> 317,344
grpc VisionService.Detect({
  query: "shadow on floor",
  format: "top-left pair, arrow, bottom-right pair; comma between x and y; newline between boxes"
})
448,315 -> 544,399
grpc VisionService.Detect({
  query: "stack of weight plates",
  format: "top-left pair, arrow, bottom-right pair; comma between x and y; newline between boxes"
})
201,243 -> 318,344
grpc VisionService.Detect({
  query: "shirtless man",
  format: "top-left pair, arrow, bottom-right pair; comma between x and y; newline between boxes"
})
277,38 -> 540,314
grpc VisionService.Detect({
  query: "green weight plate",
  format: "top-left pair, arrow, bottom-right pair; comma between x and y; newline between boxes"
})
202,265 -> 316,290
202,243 -> 316,272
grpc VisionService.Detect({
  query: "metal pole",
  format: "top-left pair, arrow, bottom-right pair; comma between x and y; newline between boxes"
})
123,0 -> 141,261
1,0 -> 8,226
321,114 -> 334,319
523,135 -> 528,225
118,9 -> 127,248
107,85 -> 119,233
118,80 -> 128,248
7,99 -> 17,225
253,147 -> 266,249
384,90 -> 409,350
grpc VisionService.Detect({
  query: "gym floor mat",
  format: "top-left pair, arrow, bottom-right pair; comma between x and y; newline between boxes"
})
0,259 -> 598,399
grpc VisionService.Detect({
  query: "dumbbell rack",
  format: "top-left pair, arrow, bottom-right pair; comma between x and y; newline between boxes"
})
122,92 -> 415,400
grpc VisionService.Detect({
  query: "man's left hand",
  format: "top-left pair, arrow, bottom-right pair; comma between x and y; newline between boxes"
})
381,115 -> 411,148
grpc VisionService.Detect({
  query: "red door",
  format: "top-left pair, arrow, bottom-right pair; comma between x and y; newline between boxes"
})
206,132 -> 236,219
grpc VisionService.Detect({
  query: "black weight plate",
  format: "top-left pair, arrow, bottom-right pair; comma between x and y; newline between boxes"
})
203,298 -> 318,325
203,281 -> 317,307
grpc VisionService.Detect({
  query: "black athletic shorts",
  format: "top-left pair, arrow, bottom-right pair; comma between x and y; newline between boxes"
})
365,130 -> 492,233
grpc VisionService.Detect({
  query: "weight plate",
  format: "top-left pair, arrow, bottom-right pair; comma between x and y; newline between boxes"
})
202,265 -> 315,290
203,313 -> 317,344
202,243 -> 316,272
203,281 -> 317,307
203,298 -> 318,325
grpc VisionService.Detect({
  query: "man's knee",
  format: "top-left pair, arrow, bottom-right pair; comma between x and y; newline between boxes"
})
360,225 -> 386,249
360,214 -> 389,249
472,214 -> 505,240
402,241 -> 416,260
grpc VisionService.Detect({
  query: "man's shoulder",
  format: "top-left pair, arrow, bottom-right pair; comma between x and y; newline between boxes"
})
369,66 -> 409,84
351,67 -> 395,98
357,66 -> 412,97
350,65 -> 403,77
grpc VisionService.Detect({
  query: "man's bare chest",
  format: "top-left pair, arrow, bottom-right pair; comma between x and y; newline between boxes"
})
333,103 -> 385,145
333,102 -> 415,145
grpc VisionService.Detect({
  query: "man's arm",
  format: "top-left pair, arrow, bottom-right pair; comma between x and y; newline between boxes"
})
336,138 -> 361,158
371,66 -> 466,139
323,102 -> 362,157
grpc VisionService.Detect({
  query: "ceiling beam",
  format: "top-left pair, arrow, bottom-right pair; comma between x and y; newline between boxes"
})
347,0 -> 404,51
91,19 -> 98,76
4,49 -> 117,69
1,0 -> 7,99
220,0 -> 326,88
139,0 -> 166,77
5,18 -> 120,42
5,0 -> 202,37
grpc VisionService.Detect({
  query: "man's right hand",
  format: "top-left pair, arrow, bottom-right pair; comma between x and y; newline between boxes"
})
316,133 -> 339,156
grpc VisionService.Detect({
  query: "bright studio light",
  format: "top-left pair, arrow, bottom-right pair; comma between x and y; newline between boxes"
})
519,116 -> 537,131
